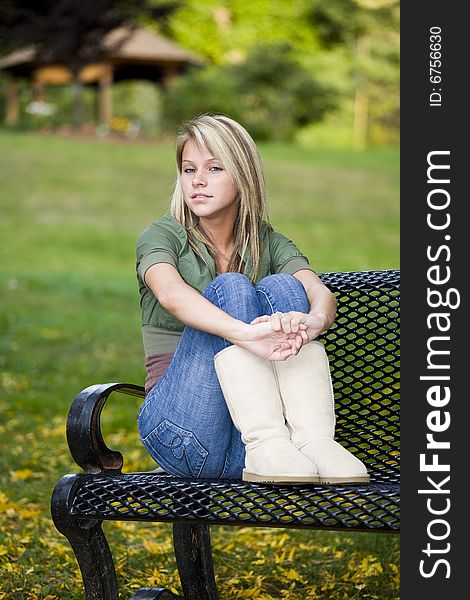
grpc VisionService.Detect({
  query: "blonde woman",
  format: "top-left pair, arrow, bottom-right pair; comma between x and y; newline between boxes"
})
136,114 -> 369,485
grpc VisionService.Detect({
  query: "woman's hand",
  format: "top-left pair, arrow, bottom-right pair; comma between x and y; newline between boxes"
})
251,311 -> 328,345
233,320 -> 305,361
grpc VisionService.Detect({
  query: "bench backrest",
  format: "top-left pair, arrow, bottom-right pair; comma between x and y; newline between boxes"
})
319,270 -> 400,482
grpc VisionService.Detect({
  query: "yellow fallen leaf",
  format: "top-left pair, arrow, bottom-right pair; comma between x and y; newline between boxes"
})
142,539 -> 159,554
10,468 -> 34,481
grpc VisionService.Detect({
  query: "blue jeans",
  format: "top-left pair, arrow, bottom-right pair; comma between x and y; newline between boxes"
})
137,273 -> 310,480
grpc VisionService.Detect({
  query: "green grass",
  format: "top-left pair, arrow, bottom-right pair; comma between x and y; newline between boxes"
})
0,129 -> 399,599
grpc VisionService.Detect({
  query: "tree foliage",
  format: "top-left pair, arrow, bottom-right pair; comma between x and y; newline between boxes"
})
307,0 -> 400,146
162,43 -> 335,141
162,0 -> 321,66
0,1 -> 178,69
163,0 -> 399,146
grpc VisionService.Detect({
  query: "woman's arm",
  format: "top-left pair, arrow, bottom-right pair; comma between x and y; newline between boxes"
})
251,270 -> 337,343
145,262 -> 304,360
294,269 -> 337,334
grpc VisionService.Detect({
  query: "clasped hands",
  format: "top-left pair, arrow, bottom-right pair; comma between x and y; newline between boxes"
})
237,311 -> 329,362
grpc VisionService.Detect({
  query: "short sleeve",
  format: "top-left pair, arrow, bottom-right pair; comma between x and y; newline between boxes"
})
136,215 -> 183,283
269,230 -> 315,275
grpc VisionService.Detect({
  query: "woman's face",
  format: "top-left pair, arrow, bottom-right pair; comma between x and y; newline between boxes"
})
181,140 -> 239,223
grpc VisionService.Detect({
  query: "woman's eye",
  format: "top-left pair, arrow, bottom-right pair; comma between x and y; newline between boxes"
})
183,167 -> 195,173
209,166 -> 223,171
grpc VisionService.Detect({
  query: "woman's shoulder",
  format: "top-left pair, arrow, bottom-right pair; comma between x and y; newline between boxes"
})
262,222 -> 291,244
145,213 -> 186,234
259,220 -> 274,239
260,222 -> 298,252
138,213 -> 187,243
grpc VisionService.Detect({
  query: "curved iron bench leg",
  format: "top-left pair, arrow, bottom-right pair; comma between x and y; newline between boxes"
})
173,523 -> 218,600
51,475 -> 118,600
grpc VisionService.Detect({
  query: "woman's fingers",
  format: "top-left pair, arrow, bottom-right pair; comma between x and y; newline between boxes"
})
275,342 -> 303,360
251,313 -> 309,334
272,312 -> 292,334
270,312 -> 283,332
278,312 -> 309,335
248,317 -> 309,358
281,333 -> 304,355
290,318 -> 301,333
274,344 -> 296,361
280,315 -> 292,334
250,315 -> 270,325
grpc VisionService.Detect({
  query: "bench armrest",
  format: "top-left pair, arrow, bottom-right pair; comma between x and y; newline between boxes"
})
66,382 -> 145,474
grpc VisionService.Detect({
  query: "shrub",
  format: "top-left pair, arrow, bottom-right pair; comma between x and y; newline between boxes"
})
161,43 -> 336,141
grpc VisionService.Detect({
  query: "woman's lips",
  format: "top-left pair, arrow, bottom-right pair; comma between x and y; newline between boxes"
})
191,193 -> 212,199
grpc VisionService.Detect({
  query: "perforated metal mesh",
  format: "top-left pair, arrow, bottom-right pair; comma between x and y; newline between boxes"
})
69,270 -> 400,533
319,270 -> 400,480
71,475 -> 399,531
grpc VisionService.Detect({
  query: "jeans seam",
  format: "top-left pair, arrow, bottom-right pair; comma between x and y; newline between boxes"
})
256,288 -> 276,314
209,280 -> 233,349
145,445 -> 192,478
142,420 -> 209,478
212,284 -> 224,311
220,453 -> 231,478
256,275 -> 310,315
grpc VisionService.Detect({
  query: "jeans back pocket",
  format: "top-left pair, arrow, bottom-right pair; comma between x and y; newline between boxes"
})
142,419 -> 208,478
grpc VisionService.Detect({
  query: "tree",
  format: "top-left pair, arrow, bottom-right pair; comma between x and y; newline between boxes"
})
0,0 -> 179,126
162,43 -> 335,141
230,43 -> 335,140
161,0 -> 399,147
164,0 -> 321,67
309,0 -> 399,147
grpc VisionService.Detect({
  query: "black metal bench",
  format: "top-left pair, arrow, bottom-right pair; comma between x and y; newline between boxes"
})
51,269 -> 400,600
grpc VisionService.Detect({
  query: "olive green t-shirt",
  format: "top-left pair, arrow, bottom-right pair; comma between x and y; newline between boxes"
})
136,214 -> 314,356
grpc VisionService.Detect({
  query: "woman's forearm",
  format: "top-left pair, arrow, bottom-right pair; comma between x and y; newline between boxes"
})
294,270 -> 337,332
145,262 -> 247,341
308,286 -> 337,331
159,278 -> 249,342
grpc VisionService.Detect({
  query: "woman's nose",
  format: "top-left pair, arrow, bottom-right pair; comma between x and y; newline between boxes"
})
192,171 -> 207,187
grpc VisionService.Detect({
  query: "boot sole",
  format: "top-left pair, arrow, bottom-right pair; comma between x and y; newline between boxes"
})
243,471 -> 320,484
319,475 -> 370,484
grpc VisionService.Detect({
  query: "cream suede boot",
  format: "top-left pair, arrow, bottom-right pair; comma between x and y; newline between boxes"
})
273,342 -> 370,484
214,345 -> 319,484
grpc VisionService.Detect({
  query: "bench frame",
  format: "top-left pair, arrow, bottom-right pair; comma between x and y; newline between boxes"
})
51,270 -> 400,600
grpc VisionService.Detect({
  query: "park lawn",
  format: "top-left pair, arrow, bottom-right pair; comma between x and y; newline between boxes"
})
0,129 -> 399,599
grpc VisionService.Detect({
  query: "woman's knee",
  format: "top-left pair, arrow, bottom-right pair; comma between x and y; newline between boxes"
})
203,272 -> 260,322
256,273 -> 310,314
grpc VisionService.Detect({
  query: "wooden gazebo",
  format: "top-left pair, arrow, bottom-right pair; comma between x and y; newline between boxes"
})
0,26 -> 203,125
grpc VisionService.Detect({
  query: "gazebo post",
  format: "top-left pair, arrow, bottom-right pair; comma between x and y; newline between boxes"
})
97,63 -> 113,125
0,26 -> 203,130
4,76 -> 20,125
161,67 -> 179,89
32,78 -> 45,102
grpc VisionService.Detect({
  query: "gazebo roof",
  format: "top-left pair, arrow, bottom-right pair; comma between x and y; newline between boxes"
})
0,46 -> 36,71
0,25 -> 203,81
104,26 -> 202,65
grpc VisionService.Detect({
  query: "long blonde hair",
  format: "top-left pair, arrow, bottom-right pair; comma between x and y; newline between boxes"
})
170,114 -> 269,282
